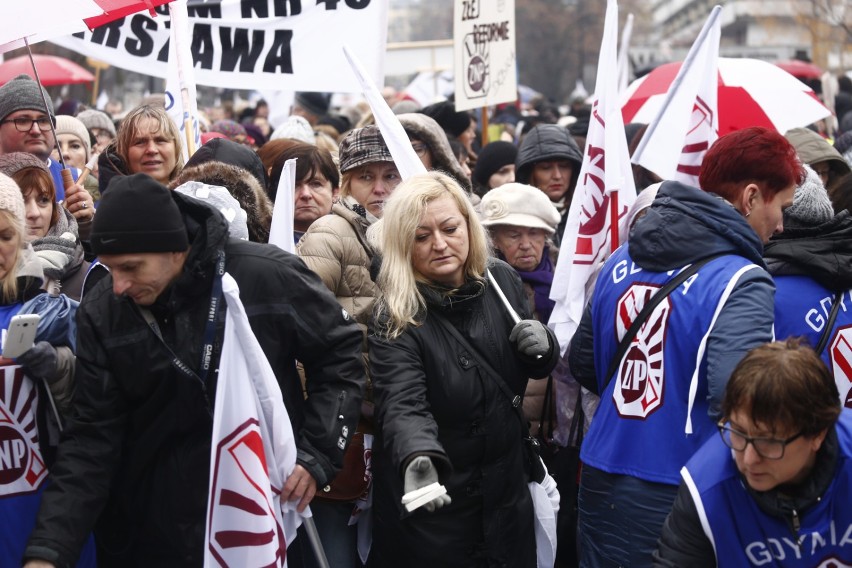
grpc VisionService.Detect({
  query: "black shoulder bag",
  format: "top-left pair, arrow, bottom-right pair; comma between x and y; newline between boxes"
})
815,291 -> 843,356
603,254 -> 725,389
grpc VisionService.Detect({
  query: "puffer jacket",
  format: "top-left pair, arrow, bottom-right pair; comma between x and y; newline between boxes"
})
296,200 -> 378,330
25,192 -> 365,568
368,260 -> 559,568
398,113 -> 472,190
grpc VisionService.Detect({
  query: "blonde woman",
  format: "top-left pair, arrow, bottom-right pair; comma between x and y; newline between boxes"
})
369,172 -> 558,567
98,104 -> 184,194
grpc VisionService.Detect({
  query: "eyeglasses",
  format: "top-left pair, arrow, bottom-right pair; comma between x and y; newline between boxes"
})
717,423 -> 803,460
411,142 -> 429,156
1,116 -> 54,132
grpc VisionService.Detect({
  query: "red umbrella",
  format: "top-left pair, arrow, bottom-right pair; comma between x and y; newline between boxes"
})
621,57 -> 831,135
0,54 -> 94,86
774,59 -> 824,81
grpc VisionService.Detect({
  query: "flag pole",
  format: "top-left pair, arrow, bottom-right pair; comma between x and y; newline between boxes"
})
169,0 -> 198,158
632,5 -> 722,161
302,516 -> 330,568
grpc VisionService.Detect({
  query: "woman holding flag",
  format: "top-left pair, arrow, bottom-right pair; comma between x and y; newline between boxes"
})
369,172 -> 558,567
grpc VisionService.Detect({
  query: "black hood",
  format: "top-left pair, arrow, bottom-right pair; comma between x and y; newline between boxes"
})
763,211 -> 852,290
515,124 -> 583,185
629,181 -> 767,271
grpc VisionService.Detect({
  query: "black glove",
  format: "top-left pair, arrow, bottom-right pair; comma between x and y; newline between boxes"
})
509,319 -> 551,358
403,456 -> 451,512
16,341 -> 59,383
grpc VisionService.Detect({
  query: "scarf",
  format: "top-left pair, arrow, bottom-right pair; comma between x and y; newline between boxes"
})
512,248 -> 555,323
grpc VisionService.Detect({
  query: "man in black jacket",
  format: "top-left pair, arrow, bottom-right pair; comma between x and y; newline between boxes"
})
23,174 -> 365,568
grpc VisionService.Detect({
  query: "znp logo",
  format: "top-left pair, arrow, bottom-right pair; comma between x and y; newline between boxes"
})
612,284 -> 671,419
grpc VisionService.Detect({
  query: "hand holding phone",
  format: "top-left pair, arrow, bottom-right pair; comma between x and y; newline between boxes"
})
3,314 -> 40,359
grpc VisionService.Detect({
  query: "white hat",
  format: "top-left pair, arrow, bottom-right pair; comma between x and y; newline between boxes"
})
480,183 -> 561,234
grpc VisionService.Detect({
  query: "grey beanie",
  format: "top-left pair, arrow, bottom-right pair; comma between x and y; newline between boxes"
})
76,109 -> 116,137
784,163 -> 835,229
0,74 -> 54,121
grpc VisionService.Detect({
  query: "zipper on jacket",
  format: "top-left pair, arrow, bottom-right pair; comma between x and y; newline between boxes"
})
790,507 -> 802,546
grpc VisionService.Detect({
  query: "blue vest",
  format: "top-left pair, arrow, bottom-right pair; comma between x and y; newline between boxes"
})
683,411 -> 852,567
0,303 -> 96,566
581,246 -> 760,484
774,275 -> 852,410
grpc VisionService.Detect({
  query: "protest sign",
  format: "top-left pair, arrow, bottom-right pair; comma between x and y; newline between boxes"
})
453,0 -> 517,112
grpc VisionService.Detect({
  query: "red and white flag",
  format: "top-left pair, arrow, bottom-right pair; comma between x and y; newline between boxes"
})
548,0 -> 637,353
629,6 -> 722,186
205,273 -> 304,568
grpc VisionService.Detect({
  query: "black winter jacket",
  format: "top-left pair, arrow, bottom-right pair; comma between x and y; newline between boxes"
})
368,260 -> 558,568
764,210 -> 852,290
25,192 -> 365,568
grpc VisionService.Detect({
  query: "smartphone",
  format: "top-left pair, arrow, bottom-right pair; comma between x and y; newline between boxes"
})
2,314 -> 40,359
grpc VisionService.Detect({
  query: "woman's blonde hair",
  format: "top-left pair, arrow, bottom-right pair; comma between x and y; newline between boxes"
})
377,171 -> 490,339
116,104 -> 185,181
0,209 -> 24,303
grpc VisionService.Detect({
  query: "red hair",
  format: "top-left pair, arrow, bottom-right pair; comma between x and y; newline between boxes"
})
699,127 -> 805,202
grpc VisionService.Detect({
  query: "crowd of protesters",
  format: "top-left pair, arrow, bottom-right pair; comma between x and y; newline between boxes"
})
0,69 -> 849,568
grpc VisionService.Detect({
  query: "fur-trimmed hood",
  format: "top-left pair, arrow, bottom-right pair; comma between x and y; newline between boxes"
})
170,161 -> 273,243
397,113 -> 472,190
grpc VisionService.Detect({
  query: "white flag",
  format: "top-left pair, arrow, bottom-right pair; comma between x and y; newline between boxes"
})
205,273 -> 304,568
548,0 -> 637,353
268,158 -> 297,254
630,6 -> 721,186
343,45 -> 427,182
165,0 -> 201,162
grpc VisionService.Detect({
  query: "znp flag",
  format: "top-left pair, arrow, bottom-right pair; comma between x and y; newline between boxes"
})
205,273 -> 304,567
548,0 -> 637,353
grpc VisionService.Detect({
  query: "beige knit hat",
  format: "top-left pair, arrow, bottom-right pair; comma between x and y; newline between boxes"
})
55,115 -> 91,160
0,172 -> 26,227
480,183 -> 561,234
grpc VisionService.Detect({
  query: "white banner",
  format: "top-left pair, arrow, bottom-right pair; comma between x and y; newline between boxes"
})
453,0 -> 517,112
50,0 -> 388,92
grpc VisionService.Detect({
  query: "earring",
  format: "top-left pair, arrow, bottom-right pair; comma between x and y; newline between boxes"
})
745,212 -> 751,218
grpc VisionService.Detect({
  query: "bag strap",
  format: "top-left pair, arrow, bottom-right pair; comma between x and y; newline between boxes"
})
538,374 -> 555,440
567,393 -> 584,447
603,254 -> 725,389
815,291 -> 843,355
430,311 -> 527,425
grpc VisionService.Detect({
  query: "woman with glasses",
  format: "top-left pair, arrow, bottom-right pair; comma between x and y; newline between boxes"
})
654,338 -> 850,567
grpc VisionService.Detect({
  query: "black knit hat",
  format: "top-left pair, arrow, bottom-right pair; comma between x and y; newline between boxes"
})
419,101 -> 472,138
294,92 -> 330,117
473,141 -> 517,187
91,173 -> 189,255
